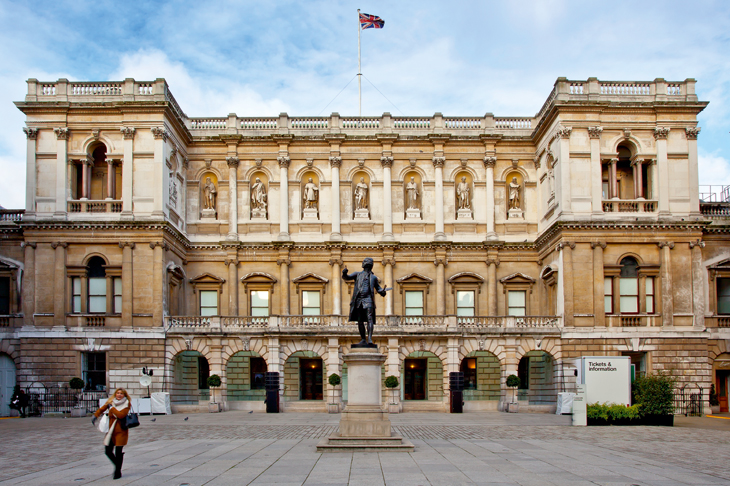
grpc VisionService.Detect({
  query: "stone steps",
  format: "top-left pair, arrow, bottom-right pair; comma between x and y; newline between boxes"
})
317,434 -> 415,452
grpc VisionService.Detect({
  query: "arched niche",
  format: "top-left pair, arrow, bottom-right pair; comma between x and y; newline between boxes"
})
200,172 -> 219,219
300,170 -> 320,220
403,170 -> 422,217
249,170 -> 269,219
454,171 -> 474,218
504,170 -> 524,218
352,171 -> 371,219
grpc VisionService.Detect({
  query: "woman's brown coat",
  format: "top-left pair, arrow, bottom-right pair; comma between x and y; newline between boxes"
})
94,403 -> 130,446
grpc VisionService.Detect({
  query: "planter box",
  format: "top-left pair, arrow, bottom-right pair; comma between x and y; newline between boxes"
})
587,415 -> 673,426
507,402 -> 519,413
711,405 -> 721,414
327,403 -> 340,414
388,403 -> 400,414
208,402 -> 221,413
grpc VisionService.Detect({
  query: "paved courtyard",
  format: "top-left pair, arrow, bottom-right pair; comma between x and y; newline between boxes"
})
1,411 -> 730,485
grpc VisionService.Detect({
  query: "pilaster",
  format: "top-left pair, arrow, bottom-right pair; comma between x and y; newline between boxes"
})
23,128 -> 38,219
54,128 -> 69,220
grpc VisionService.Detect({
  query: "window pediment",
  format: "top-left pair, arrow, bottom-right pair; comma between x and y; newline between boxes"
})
448,272 -> 484,284
499,272 -> 536,284
292,273 -> 329,284
189,273 -> 225,285
396,273 -> 433,284
240,272 -> 278,284
709,259 -> 730,271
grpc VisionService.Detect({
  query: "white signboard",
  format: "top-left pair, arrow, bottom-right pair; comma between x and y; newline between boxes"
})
581,356 -> 631,406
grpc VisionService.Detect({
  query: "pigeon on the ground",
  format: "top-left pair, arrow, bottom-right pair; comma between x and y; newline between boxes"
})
184,417 -> 189,421
150,418 -> 156,422
248,410 -> 253,414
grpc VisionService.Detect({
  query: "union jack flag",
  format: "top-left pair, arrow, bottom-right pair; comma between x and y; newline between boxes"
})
359,12 -> 384,29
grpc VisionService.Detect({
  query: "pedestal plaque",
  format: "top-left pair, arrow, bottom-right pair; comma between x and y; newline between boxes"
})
457,208 -> 473,221
251,208 -> 266,219
354,208 -> 369,220
406,208 -> 421,220
508,208 -> 524,220
201,208 -> 216,221
302,208 -> 318,220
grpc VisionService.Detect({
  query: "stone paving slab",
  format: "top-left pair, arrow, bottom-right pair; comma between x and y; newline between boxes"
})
1,412 -> 729,485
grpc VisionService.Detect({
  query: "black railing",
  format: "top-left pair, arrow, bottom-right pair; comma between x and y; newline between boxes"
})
24,387 -> 107,416
674,383 -> 704,417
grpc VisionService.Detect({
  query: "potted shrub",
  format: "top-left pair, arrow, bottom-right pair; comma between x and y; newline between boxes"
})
709,384 -> 720,414
207,374 -> 222,412
632,373 -> 675,426
587,402 -> 641,426
385,375 -> 399,414
506,374 -> 520,413
327,373 -> 341,413
69,377 -> 86,417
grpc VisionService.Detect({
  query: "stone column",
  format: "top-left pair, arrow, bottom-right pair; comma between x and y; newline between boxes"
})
483,156 -> 497,240
592,241 -> 606,327
151,242 -> 165,326
120,242 -> 134,327
329,156 -> 342,240
654,127 -> 670,216
51,242 -> 67,327
23,128 -> 38,219
588,127 -> 603,215
556,127 -> 572,215
380,156 -> 394,241
67,160 -> 75,201
658,242 -> 674,327
278,156 -> 290,240
382,257 -> 395,315
690,240 -> 705,329
686,128 -> 701,217
631,159 -> 644,199
53,128 -> 69,219
433,157 -> 446,241
226,257 -> 238,316
120,127 -> 135,219
487,258 -> 498,315
21,242 -> 36,326
329,255 -> 342,315
277,250 -> 291,314
226,157 -> 239,240
106,159 -> 116,200
435,253 -> 447,315
560,242 -> 575,327
649,159 -> 659,202
151,127 -> 168,218
609,158 -> 618,199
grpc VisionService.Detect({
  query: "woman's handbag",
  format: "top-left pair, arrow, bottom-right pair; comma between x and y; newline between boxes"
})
97,413 -> 109,433
123,403 -> 140,430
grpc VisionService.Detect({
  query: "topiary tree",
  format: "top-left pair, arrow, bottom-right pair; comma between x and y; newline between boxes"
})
709,383 -> 720,407
328,373 -> 341,404
69,377 -> 84,390
385,375 -> 399,405
207,374 -> 222,404
506,374 -> 520,403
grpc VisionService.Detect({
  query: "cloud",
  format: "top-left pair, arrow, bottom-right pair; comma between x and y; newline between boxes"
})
699,151 -> 730,190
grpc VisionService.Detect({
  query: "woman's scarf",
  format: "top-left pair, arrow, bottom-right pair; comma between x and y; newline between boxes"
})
111,397 -> 129,411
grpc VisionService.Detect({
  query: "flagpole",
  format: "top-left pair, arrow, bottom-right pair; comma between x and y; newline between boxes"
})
357,8 -> 361,119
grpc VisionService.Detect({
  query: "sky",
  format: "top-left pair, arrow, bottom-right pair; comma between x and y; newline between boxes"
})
0,0 -> 729,208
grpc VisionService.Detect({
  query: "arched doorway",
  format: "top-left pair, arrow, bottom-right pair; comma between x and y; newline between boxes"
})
171,351 -> 210,404
402,351 -> 443,402
284,351 -> 325,401
517,351 -> 557,408
0,353 -> 17,417
460,351 -> 500,409
714,353 -> 730,412
226,351 -> 267,403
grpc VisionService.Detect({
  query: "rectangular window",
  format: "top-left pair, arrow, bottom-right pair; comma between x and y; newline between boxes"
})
508,291 -> 526,316
250,290 -> 269,317
198,356 -> 209,389
250,357 -> 267,390
113,277 -> 122,314
200,290 -> 218,316
645,277 -> 655,314
604,277 -> 613,314
602,181 -> 609,199
518,357 -> 529,389
71,277 -> 82,313
619,277 -> 639,313
456,290 -> 475,316
88,277 -> 106,313
405,291 -> 424,322
719,278 -> 730,315
0,276 -> 10,314
302,290 -> 321,315
82,352 -> 106,391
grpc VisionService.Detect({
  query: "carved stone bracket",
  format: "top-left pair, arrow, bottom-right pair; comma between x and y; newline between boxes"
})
653,127 -> 669,140
556,127 -> 572,139
277,156 -> 290,168
91,128 -> 100,141
380,156 -> 393,168
685,127 -> 701,140
226,156 -> 240,168
329,156 -> 342,168
50,242 -> 68,249
483,156 -> 496,169
306,158 -> 314,168
623,128 -> 632,140
587,126 -> 603,139
23,127 -> 38,139
54,128 -> 70,140
120,127 -> 136,139
432,156 -> 445,168
118,242 -> 136,249
657,241 -> 675,250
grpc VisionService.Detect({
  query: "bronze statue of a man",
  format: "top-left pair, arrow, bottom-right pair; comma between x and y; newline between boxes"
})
342,257 -> 387,347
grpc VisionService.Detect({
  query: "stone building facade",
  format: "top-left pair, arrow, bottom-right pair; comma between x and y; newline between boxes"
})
1,76 -> 729,415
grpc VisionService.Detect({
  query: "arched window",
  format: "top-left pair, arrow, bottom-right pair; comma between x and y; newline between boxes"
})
619,257 -> 639,314
87,256 -> 107,313
69,256 -> 121,316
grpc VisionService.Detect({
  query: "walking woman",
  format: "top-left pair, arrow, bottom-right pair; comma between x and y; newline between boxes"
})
91,388 -> 130,480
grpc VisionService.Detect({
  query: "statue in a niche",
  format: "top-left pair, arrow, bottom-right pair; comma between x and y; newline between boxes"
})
406,176 -> 419,210
342,258 -> 390,347
509,177 -> 521,210
303,177 -> 319,209
457,176 -> 471,210
354,177 -> 369,210
251,177 -> 267,210
203,177 -> 217,210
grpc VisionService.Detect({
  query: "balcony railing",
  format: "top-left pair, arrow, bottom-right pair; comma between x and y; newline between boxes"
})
605,314 -> 662,327
706,316 -> 730,328
602,199 -> 657,213
457,316 -> 560,328
700,203 -> 730,219
68,200 -> 122,213
0,315 -> 22,327
0,209 -> 24,222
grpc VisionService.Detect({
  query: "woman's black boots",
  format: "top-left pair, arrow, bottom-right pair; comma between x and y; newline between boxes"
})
113,448 -> 124,479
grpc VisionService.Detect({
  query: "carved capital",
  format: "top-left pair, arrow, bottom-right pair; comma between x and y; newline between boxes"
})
590,241 -> 607,250
657,241 -> 675,250
151,127 -> 168,141
182,157 -> 189,169
432,156 -> 445,168
118,242 -> 136,249
630,158 -> 645,168
483,156 -> 496,169
51,241 -> 68,249
556,127 -> 572,139
532,157 -> 541,170
653,127 -> 669,140
23,127 -> 38,139
21,242 -> 37,249
556,241 -> 575,251
54,127 -> 70,140
688,239 -> 705,249
226,156 -> 240,168
276,257 -> 291,267
486,258 -> 500,267
381,257 -> 396,267
685,127 -> 701,140
120,127 -> 136,139
328,258 -> 343,267
224,259 -> 238,267
380,156 -> 393,168
587,126 -> 603,139
433,257 -> 448,266
149,241 -> 168,250
329,156 -> 342,168
277,156 -> 290,168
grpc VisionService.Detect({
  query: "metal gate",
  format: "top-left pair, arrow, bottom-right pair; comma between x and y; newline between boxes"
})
674,383 -> 704,416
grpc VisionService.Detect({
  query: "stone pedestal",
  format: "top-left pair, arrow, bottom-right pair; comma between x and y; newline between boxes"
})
317,347 -> 414,452
406,208 -> 421,220
354,208 -> 369,220
508,208 -> 524,220
302,208 -> 318,220
457,208 -> 473,220
251,208 -> 266,219
201,208 -> 217,220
